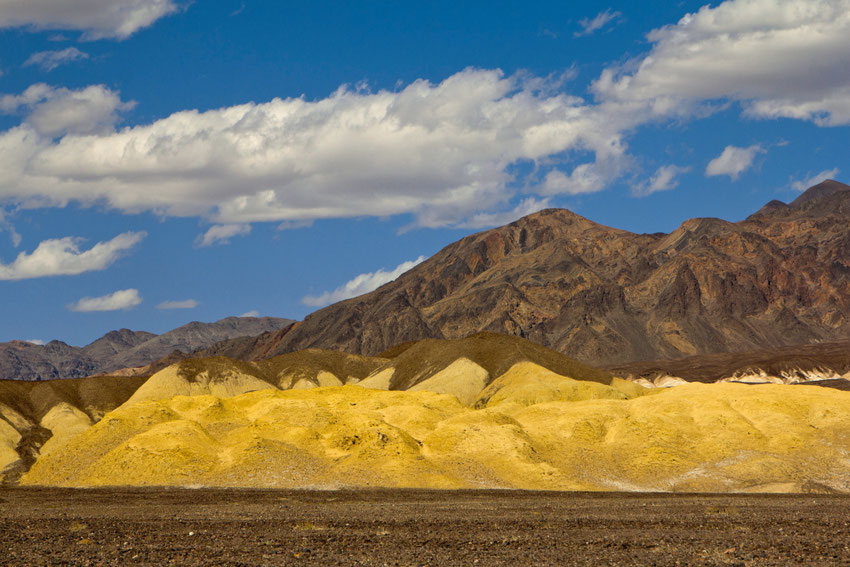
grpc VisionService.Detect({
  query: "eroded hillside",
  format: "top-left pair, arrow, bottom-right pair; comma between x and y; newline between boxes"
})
3,334 -> 849,493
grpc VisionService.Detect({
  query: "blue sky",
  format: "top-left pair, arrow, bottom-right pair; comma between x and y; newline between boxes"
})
0,0 -> 847,345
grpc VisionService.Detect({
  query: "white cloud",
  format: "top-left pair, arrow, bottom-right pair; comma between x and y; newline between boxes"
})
303,256 -> 427,307
0,70 -> 636,227
790,168 -> 840,191
68,288 -> 142,312
0,3 -> 847,228
196,223 -> 251,246
24,47 -> 89,71
239,310 -> 259,317
156,299 -> 199,309
0,83 -> 134,137
541,152 -> 629,195
705,145 -> 764,180
0,0 -> 178,40
276,219 -> 314,231
456,197 -> 551,229
0,209 -> 21,247
634,164 -> 691,196
25,339 -> 44,345
594,0 -> 850,125
575,9 -> 622,37
0,231 -> 145,280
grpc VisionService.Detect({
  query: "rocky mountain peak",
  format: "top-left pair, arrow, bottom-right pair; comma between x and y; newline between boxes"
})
790,179 -> 850,206
235,180 -> 850,365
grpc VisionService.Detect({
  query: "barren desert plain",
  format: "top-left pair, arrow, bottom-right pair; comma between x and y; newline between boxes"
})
2,488 -> 850,566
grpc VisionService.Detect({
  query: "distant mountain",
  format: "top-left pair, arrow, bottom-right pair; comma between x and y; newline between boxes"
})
81,329 -> 157,362
0,317 -> 294,381
0,340 -> 97,382
99,317 -> 295,372
211,180 -> 850,366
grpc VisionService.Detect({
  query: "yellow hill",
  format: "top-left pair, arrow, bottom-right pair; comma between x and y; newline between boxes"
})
475,361 -> 650,408
124,351 -> 389,405
124,358 -> 275,405
22,380 -> 850,492
375,332 -> 612,390
408,357 -> 489,405
257,349 -> 387,388
0,416 -> 21,474
0,375 -> 146,484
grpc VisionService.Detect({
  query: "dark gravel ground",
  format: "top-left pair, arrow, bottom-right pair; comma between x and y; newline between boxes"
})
1,488 -> 849,566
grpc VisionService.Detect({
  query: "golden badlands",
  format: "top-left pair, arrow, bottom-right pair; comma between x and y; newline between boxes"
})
3,335 -> 849,493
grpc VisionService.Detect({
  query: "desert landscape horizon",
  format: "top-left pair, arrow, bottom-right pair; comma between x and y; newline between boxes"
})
2,0 -> 850,564
4,184 -> 850,494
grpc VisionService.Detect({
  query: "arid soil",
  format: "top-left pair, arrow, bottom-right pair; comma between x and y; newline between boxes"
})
1,489 -> 848,566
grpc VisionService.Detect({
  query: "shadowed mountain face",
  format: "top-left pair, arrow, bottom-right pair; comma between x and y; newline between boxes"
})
0,317 -> 294,381
222,180 -> 850,365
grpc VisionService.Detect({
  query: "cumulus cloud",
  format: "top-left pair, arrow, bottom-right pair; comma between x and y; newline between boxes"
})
541,151 -> 629,196
0,3 -> 846,233
790,168 -> 840,191
196,224 -> 251,247
0,70 -> 636,227
634,164 -> 691,196
303,256 -> 427,307
24,47 -> 89,71
0,0 -> 178,40
25,339 -> 45,345
594,0 -> 850,125
705,145 -> 764,180
0,83 -> 134,137
156,299 -> 199,309
68,288 -> 142,312
575,9 -> 622,37
456,198 -> 551,229
0,231 -> 146,280
239,310 -> 259,317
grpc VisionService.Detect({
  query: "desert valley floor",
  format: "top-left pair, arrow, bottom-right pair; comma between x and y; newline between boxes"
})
1,488 -> 849,566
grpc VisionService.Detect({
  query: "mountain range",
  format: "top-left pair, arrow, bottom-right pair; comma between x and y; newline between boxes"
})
189,180 -> 850,366
0,317 -> 294,381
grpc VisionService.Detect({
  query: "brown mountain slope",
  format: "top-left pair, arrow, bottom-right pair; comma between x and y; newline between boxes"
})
203,180 -> 850,365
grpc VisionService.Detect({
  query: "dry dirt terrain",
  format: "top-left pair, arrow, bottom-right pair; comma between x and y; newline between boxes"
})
1,488 -> 849,566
